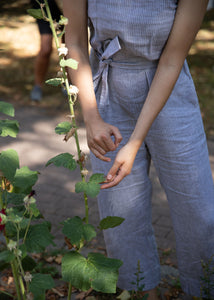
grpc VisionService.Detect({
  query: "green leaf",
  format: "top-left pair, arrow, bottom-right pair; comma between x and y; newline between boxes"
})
55,122 -> 72,135
0,250 -> 15,263
6,192 -> 25,205
0,101 -> 14,117
62,217 -> 96,247
29,203 -> 40,217
86,182 -> 100,198
0,149 -> 19,182
25,223 -> 55,253
99,216 -> 125,230
5,221 -> 17,238
27,8 -> 44,20
60,58 -> 78,70
13,166 -> 38,194
46,153 -> 76,171
75,181 -> 87,194
61,251 -> 122,293
89,173 -> 105,183
22,255 -> 37,271
75,181 -> 101,198
0,120 -> 19,137
45,78 -> 62,86
29,273 -> 55,298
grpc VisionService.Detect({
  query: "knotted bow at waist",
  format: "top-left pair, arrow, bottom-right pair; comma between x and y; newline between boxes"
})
91,36 -> 158,108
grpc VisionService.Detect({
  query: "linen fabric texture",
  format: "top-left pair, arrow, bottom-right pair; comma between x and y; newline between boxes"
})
87,0 -> 214,296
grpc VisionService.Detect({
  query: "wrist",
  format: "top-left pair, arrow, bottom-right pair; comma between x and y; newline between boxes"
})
83,107 -> 102,125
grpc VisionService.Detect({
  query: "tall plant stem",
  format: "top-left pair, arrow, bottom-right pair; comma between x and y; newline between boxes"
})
44,0 -> 90,223
11,261 -> 22,300
67,282 -> 73,300
43,0 -> 60,49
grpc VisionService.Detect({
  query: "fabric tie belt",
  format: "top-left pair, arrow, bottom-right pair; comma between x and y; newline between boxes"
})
92,36 -> 158,108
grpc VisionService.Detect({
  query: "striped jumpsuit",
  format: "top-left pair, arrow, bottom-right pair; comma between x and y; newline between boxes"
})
88,0 -> 214,296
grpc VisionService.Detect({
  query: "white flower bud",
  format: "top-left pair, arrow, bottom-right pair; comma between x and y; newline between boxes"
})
68,85 -> 79,96
7,240 -> 17,251
81,169 -> 89,177
58,46 -> 68,56
24,272 -> 33,283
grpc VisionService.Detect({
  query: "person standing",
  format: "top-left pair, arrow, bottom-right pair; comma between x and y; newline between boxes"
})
30,0 -> 62,102
63,1 -> 214,299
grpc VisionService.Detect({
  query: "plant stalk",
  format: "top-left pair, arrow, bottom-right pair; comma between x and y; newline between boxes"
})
44,0 -> 60,48
67,282 -> 73,300
45,0 -> 90,224
11,261 -> 22,300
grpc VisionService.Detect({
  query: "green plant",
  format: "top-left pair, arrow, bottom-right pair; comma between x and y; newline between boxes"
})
0,101 -> 55,299
26,0 -> 125,298
129,260 -> 148,300
200,255 -> 214,300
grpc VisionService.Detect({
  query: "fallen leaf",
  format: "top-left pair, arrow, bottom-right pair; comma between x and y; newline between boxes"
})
75,288 -> 93,300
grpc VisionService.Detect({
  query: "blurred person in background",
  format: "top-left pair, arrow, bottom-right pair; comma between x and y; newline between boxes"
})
30,0 -> 62,102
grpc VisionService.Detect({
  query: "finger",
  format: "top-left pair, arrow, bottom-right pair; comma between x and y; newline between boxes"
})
92,136 -> 110,152
106,161 -> 122,181
90,142 -> 106,155
91,148 -> 111,162
110,126 -> 123,148
102,134 -> 117,152
101,168 -> 126,189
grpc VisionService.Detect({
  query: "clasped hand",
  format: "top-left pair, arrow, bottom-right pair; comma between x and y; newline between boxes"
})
86,117 -> 137,189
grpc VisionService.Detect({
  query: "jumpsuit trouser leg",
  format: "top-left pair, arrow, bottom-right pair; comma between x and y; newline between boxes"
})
90,63 -> 214,296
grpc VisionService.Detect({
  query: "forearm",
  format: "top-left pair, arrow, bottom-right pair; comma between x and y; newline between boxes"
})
65,44 -> 100,123
129,57 -> 182,150
63,0 -> 99,123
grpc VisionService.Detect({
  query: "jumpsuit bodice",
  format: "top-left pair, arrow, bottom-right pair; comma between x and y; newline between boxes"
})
87,0 -> 182,112
88,0 -> 178,61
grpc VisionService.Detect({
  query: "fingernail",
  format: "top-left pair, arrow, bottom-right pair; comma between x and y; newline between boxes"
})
107,174 -> 112,180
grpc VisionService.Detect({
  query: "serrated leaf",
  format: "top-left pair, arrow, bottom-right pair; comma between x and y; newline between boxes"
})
0,250 -> 15,263
22,255 -> 37,271
0,149 -> 19,182
29,273 -> 55,297
75,181 -> 101,198
61,251 -> 122,293
0,101 -> 14,117
46,153 -> 76,171
5,192 -> 25,205
45,78 -> 62,86
27,8 -> 44,19
86,181 -> 100,198
29,203 -> 40,217
25,223 -> 55,253
99,216 -> 125,230
75,181 -> 87,194
5,221 -> 17,238
60,58 -> 78,70
89,173 -> 105,183
0,119 -> 19,138
83,224 -> 97,242
62,217 -> 96,247
55,122 -> 72,135
13,166 -> 38,194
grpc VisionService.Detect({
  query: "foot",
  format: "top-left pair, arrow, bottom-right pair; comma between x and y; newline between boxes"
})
30,85 -> 42,102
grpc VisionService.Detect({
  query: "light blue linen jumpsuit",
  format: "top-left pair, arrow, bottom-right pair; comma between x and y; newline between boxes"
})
87,0 -> 214,296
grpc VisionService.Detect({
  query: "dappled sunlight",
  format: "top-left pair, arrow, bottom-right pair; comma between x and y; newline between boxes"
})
189,28 -> 214,55
0,17 -> 40,57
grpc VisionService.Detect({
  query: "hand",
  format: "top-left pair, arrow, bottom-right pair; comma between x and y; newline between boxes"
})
86,115 -> 122,162
101,141 -> 139,189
